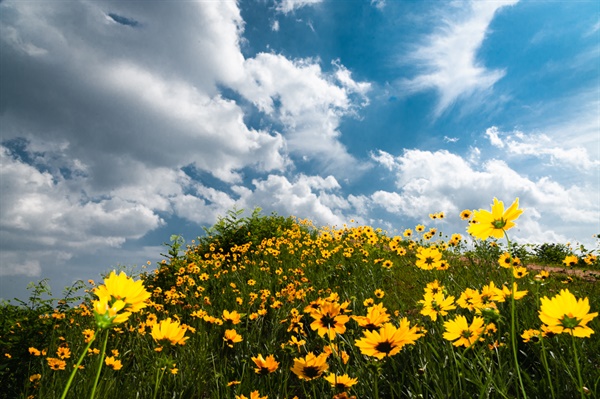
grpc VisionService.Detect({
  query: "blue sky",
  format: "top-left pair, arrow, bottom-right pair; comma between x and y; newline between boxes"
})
1,0 -> 598,301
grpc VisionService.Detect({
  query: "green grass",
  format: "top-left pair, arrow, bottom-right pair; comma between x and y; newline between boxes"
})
1,209 -> 599,399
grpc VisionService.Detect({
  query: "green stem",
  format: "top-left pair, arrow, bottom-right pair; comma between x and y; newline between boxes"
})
535,282 -> 556,399
60,331 -> 97,399
571,334 -> 585,399
89,328 -> 109,399
504,231 -> 528,399
152,362 -> 166,399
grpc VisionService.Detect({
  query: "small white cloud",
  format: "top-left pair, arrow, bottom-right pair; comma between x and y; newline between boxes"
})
276,0 -> 323,14
485,126 -> 504,148
443,136 -> 459,143
271,20 -> 280,31
370,0 -> 386,10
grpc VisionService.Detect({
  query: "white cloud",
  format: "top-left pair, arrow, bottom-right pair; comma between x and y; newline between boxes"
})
485,126 -> 504,148
276,0 -> 323,14
400,0 -> 518,116
370,148 -> 599,247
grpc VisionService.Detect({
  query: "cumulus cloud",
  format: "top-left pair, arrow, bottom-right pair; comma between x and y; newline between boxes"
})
370,148 -> 599,246
400,0 -> 518,116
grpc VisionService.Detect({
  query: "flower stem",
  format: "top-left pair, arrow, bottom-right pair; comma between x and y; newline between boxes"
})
60,331 -> 97,399
571,334 -> 585,399
89,328 -> 109,399
504,231 -> 528,399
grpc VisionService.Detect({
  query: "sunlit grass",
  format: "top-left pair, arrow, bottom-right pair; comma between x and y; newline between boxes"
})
1,202 -> 599,399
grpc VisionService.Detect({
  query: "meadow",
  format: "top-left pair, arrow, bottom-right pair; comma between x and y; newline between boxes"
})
1,199 -> 599,399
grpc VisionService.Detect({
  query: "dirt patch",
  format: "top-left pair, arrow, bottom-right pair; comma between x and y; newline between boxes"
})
526,264 -> 600,282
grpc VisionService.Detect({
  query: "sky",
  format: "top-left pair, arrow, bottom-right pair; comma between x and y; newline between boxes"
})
1,0 -> 598,302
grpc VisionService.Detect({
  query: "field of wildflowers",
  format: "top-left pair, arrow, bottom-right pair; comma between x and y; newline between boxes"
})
1,198 -> 599,399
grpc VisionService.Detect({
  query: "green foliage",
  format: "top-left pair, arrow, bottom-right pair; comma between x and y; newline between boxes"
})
534,243 -> 571,264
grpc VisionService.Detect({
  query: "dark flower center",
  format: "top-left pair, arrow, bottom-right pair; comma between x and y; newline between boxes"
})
375,340 -> 394,354
302,366 -> 321,378
320,315 -> 336,328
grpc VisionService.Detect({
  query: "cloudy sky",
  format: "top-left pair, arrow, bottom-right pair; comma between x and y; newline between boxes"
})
1,0 -> 598,301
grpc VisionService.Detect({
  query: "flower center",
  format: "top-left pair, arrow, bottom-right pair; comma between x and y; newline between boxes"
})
302,366 -> 321,378
492,219 -> 506,229
375,340 -> 394,354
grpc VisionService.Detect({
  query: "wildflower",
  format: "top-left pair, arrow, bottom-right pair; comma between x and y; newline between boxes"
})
235,391 -> 268,399
104,356 -> 122,370
46,357 -> 67,370
415,224 -> 425,232
290,352 -> 329,380
381,259 -> 393,269
502,282 -> 528,300
584,253 -> 597,265
562,255 -> 578,267
251,354 -> 279,375
419,292 -> 456,321
324,373 -> 358,390
56,347 -> 71,360
29,374 -> 41,382
223,329 -> 243,347
309,301 -> 350,340
534,270 -> 550,281
82,329 -> 95,343
352,303 -> 390,330
415,247 -> 443,270
521,329 -> 542,343
498,253 -> 513,268
457,288 -> 482,311
93,271 -> 151,313
460,209 -> 472,220
222,309 -> 242,325
539,289 -> 598,338
403,229 -> 413,238
374,289 -> 385,299
443,315 -> 485,348
151,318 -> 189,346
29,347 -> 41,356
467,198 -> 523,240
513,266 -> 528,279
93,298 -> 131,328
424,280 -> 444,295
355,320 -> 423,359
287,336 -> 306,352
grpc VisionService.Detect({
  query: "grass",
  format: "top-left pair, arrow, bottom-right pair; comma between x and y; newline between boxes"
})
1,206 -> 599,399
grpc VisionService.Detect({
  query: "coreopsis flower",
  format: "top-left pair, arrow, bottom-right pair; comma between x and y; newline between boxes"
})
521,329 -> 542,343
419,292 -> 456,321
467,198 -> 523,240
323,344 -> 350,364
403,229 -> 413,238
82,329 -> 95,343
93,298 -> 131,328
562,255 -> 578,267
222,309 -> 242,325
502,282 -> 528,300
46,357 -> 67,370
151,318 -> 189,346
374,289 -> 385,299
94,271 -> 151,313
104,356 -> 122,370
538,289 -> 598,338
355,320 -> 423,359
352,303 -> 390,330
513,266 -> 528,279
534,270 -> 550,281
223,329 -> 243,348
460,209 -> 473,220
324,373 -> 358,390
251,354 -> 279,375
235,391 -> 268,399
479,281 -> 505,306
290,352 -> 329,380
498,253 -> 513,268
56,347 -> 71,360
415,247 -> 443,270
29,347 -> 41,356
309,301 -> 350,340
443,315 -> 485,348
424,280 -> 444,295
583,253 -> 597,265
457,288 -> 482,311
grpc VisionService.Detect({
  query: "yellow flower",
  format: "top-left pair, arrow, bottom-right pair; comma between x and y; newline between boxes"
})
93,298 -> 131,328
521,329 -> 542,343
251,354 -> 279,375
502,282 -> 528,300
418,292 -> 456,321
562,255 -> 578,267
457,288 -> 482,311
29,373 -> 41,382
82,329 -> 95,343
93,271 -> 151,313
222,309 -> 242,325
28,347 -> 41,356
352,303 -> 390,330
309,301 -> 350,340
290,352 -> 328,380
539,289 -> 598,338
443,315 -> 485,347
467,198 -> 523,240
512,266 -> 528,279
56,347 -> 71,360
151,318 -> 189,346
374,289 -> 385,299
460,209 -> 473,220
355,320 -> 423,359
223,329 -> 243,347
235,391 -> 268,399
324,373 -> 358,390
46,357 -> 66,370
534,270 -> 550,281
104,356 -> 122,370
415,247 -> 443,270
